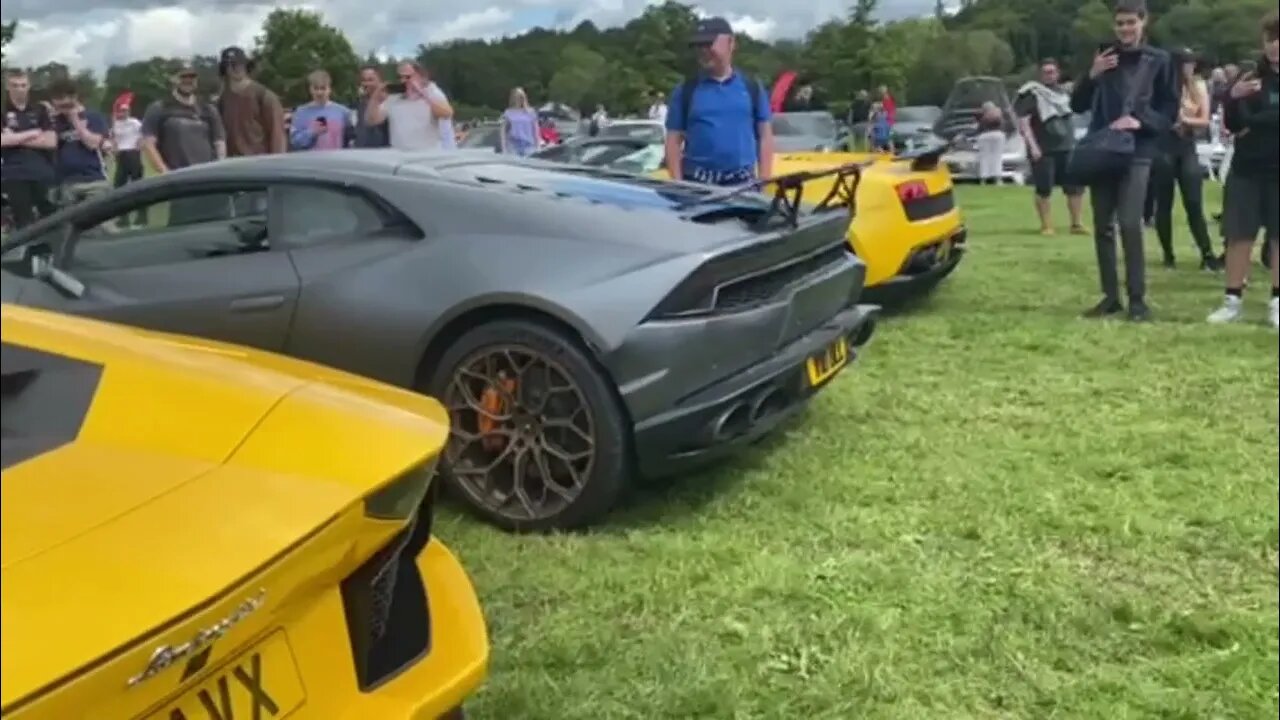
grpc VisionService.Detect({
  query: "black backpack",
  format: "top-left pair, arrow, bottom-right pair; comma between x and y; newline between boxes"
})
677,72 -> 765,140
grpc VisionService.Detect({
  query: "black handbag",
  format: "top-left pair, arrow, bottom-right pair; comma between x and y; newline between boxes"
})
1067,54 -> 1154,185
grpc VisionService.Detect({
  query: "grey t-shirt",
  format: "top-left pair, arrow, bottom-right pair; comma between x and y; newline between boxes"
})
141,97 -> 225,170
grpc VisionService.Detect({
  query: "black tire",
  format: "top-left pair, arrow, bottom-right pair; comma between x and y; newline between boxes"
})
425,319 -> 631,532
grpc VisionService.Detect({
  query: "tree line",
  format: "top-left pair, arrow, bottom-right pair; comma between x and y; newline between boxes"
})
0,0 -> 1272,121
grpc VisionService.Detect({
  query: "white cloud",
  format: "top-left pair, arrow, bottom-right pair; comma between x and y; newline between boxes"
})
1,1 -> 935,75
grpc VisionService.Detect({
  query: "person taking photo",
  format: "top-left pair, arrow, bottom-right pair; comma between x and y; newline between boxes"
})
365,61 -> 453,151
1069,0 -> 1178,322
1206,11 -> 1279,328
1151,48 -> 1219,271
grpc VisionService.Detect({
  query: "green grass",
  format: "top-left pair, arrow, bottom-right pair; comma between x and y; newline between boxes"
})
436,183 -> 1278,720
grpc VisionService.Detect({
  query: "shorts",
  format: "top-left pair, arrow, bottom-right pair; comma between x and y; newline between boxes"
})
1221,171 -> 1279,244
684,166 -> 755,187
55,179 -> 112,208
1031,151 -> 1083,198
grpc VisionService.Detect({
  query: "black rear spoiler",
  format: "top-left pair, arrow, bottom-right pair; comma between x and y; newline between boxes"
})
676,161 -> 871,229
894,143 -> 948,172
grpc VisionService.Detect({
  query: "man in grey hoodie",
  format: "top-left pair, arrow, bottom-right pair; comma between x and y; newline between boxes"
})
1070,0 -> 1178,322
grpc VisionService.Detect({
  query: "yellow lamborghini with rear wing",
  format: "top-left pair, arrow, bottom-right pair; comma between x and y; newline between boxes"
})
0,304 -> 487,719
768,145 -> 966,304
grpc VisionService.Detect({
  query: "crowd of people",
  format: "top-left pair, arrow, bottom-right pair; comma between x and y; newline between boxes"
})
1017,1 -> 1277,326
2,4 -> 1277,328
1,46 -> 469,230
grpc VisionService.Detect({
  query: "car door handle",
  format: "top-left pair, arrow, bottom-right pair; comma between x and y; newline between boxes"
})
228,295 -> 286,313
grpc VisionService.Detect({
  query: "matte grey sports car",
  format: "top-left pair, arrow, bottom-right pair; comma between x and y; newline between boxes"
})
0,150 -> 880,531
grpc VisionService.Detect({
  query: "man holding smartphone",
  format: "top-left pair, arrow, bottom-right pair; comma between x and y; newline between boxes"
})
1070,0 -> 1177,322
364,61 -> 453,151
1207,11 -> 1279,328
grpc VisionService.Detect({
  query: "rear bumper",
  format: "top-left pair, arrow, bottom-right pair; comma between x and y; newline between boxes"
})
631,303 -> 879,478
863,227 -> 966,304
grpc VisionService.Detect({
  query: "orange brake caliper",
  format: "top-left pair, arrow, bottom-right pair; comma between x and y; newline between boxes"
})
478,376 -> 518,451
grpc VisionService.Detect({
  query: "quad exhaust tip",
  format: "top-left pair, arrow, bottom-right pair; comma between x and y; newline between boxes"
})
851,315 -> 877,347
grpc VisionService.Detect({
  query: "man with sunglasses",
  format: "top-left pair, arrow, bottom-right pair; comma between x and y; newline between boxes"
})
140,63 -> 225,175
47,79 -> 110,208
664,17 -> 774,186
365,61 -> 453,151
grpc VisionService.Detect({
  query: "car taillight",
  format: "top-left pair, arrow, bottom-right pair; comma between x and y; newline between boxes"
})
896,181 -> 929,202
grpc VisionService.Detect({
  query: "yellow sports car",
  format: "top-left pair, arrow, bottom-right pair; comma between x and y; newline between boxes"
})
0,305 -> 488,719
536,139 -> 965,305
771,146 -> 966,304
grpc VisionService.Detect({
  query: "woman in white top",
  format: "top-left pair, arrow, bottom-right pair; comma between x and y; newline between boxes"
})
1151,48 -> 1219,270
109,98 -> 146,226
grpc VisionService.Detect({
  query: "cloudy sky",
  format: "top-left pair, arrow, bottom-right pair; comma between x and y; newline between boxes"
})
3,0 -> 940,74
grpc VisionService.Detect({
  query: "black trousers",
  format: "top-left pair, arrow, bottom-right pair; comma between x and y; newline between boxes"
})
1,179 -> 56,230
1090,160 -> 1151,302
1152,140 -> 1213,261
112,150 -> 147,225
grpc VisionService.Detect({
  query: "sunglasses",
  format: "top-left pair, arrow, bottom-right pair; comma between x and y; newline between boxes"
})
178,73 -> 198,80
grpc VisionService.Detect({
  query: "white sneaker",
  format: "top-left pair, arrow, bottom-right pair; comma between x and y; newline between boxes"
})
1269,297 -> 1279,329
1207,295 -> 1244,324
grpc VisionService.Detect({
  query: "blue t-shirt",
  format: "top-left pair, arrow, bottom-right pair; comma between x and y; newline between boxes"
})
666,72 -> 770,178
54,109 -> 108,183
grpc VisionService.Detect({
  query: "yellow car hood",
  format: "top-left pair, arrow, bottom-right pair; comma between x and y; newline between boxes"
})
0,305 -> 448,707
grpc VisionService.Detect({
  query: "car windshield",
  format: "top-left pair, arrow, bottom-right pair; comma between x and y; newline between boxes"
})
608,145 -> 665,174
772,113 -> 837,138
895,106 -> 942,123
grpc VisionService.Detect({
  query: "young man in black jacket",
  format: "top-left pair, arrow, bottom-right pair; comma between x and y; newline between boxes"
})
1070,0 -> 1178,322
1207,11 -> 1280,329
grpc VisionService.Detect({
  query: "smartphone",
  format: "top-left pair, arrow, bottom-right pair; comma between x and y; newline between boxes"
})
1097,41 -> 1117,54
386,82 -> 406,95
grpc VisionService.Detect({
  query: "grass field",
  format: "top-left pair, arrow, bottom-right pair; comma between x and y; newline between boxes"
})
437,183 -> 1279,719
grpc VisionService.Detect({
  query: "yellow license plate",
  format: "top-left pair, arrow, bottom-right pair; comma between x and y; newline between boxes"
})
149,631 -> 304,720
805,336 -> 849,387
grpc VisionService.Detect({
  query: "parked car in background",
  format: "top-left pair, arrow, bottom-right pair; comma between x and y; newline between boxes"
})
595,119 -> 665,144
459,122 -> 502,152
936,77 -> 1029,185
889,105 -> 944,152
771,111 -> 845,152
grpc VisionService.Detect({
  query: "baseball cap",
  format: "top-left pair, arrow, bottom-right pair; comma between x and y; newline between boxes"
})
218,46 -> 254,75
690,17 -> 733,45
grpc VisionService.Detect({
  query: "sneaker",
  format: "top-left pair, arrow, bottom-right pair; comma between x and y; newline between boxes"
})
1070,224 -> 1089,236
1199,255 -> 1223,272
1207,295 -> 1244,324
1269,297 -> 1279,329
1083,298 -> 1125,318
1128,299 -> 1153,322
1162,256 -> 1176,269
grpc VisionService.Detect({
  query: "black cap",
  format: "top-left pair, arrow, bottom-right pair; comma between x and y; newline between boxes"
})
218,46 -> 253,75
690,17 -> 733,45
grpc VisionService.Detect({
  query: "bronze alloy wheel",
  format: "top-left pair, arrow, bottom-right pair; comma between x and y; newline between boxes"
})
442,346 -> 596,522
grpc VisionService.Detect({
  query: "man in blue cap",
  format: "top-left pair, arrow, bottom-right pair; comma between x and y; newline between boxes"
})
664,17 -> 774,186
